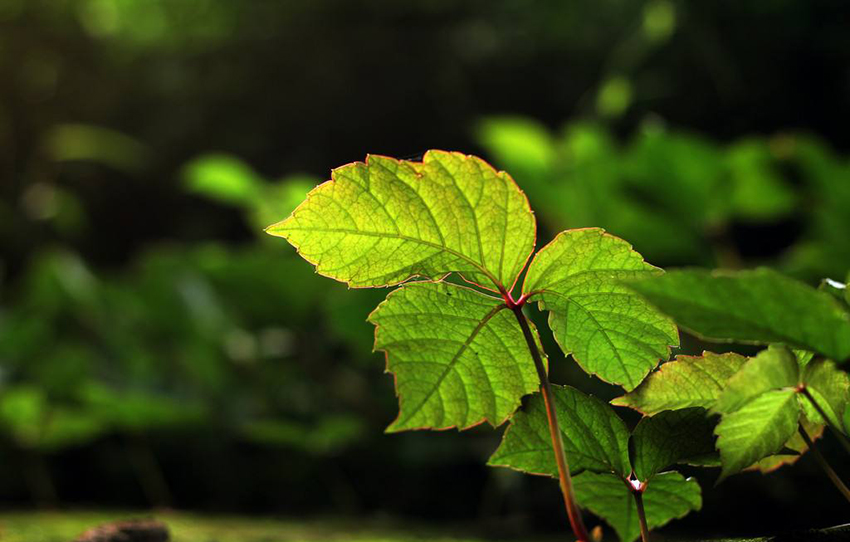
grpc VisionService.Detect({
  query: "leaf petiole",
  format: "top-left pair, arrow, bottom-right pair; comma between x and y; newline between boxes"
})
630,481 -> 651,542
510,303 -> 590,542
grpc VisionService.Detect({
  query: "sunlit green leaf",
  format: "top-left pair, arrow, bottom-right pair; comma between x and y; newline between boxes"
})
523,229 -> 678,389
573,471 -> 701,542
630,408 -> 717,480
628,268 -> 850,362
714,346 -> 799,415
488,385 -> 630,477
612,351 -> 747,414
368,281 -> 539,432
268,150 -> 536,290
715,389 -> 800,480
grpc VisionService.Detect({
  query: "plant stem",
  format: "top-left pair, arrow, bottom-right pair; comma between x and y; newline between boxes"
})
800,387 -> 850,455
632,487 -> 651,542
799,425 -> 850,505
510,305 -> 590,542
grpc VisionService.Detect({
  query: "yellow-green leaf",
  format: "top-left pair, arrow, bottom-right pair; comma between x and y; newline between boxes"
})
715,389 -> 800,480
714,345 -> 799,415
612,351 -> 747,414
523,229 -> 679,389
368,281 -> 540,432
268,151 -> 535,291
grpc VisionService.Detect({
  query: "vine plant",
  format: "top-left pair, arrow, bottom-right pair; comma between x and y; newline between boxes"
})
267,150 -> 850,542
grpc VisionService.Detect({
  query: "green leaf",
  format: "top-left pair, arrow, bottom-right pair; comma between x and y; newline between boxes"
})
268,151 -> 536,290
800,358 -> 850,430
612,351 -> 747,415
748,417 -> 824,473
628,268 -> 850,362
368,281 -> 540,432
630,408 -> 717,481
476,116 -> 556,180
183,154 -> 265,207
714,346 -> 799,415
522,229 -> 679,389
715,389 -> 800,480
488,385 -> 630,477
573,471 -> 702,542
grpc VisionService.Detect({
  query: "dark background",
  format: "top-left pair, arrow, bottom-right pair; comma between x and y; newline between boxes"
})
1,1 -> 850,540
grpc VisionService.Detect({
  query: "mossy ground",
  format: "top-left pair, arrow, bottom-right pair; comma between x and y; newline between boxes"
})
0,511 -> 511,542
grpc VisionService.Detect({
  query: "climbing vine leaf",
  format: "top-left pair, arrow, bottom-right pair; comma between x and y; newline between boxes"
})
522,229 -> 679,389
369,281 -> 540,432
488,385 -> 630,477
612,351 -> 747,415
715,389 -> 801,480
628,268 -> 850,362
573,471 -> 702,542
267,150 -> 536,291
630,408 -> 718,480
714,346 -> 799,415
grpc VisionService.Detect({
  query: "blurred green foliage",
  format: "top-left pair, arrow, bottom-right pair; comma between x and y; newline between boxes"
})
477,117 -> 850,279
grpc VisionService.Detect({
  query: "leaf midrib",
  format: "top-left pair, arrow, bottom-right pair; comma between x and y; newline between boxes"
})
283,226 -> 503,290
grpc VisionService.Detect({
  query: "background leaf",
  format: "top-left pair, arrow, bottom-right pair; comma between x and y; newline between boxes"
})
612,351 -> 747,414
628,268 -> 850,362
368,281 -> 540,432
268,151 -> 536,290
572,471 -> 702,542
630,408 -> 717,481
523,228 -> 678,389
488,385 -> 630,477
715,389 -> 800,480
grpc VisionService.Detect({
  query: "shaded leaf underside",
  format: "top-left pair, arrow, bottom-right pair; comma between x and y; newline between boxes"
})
628,268 -> 850,362
573,471 -> 702,542
630,408 -> 717,481
488,385 -> 630,477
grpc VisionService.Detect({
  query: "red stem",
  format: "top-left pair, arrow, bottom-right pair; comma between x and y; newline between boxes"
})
510,303 -> 590,542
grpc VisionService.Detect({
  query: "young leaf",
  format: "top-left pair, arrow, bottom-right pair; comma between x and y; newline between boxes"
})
630,408 -> 717,481
612,351 -> 747,415
714,389 -> 800,480
267,151 -> 535,291
488,385 -> 630,477
628,268 -> 850,362
368,281 -> 540,432
800,358 -> 850,430
572,471 -> 702,542
714,346 -> 799,415
522,229 -> 679,389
